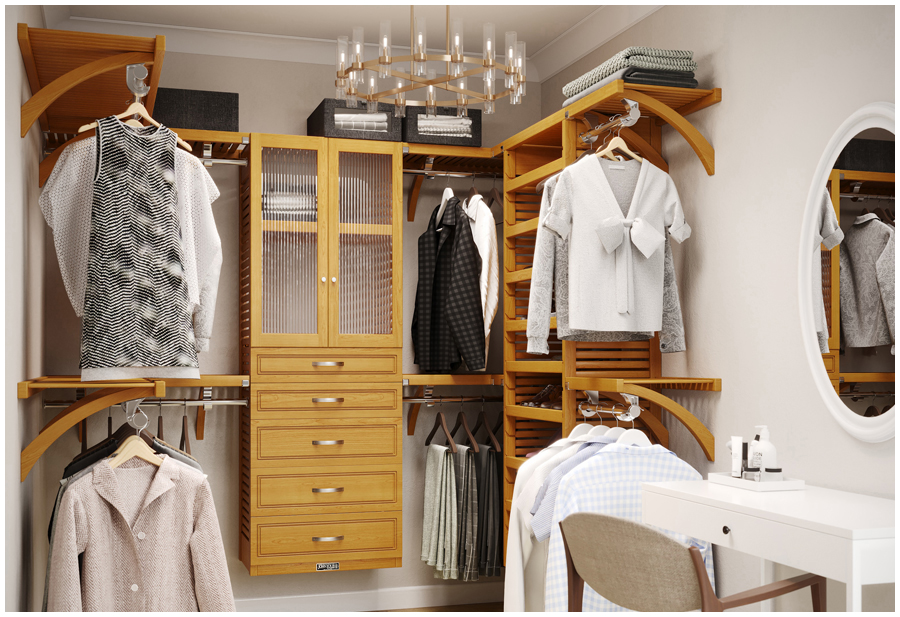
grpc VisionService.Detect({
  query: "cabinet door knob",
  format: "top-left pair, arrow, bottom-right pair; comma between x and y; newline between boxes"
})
331,276 -> 337,283
312,536 -> 344,542
312,440 -> 344,446
312,487 -> 345,493
722,526 -> 731,535
312,398 -> 344,403
321,277 -> 326,283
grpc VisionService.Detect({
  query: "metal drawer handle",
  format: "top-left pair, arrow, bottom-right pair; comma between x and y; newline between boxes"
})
722,526 -> 731,535
312,487 -> 345,493
312,398 -> 344,403
312,361 -> 344,367
312,536 -> 344,542
312,440 -> 344,446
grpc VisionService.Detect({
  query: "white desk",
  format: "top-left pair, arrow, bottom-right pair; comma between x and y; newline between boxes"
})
642,481 -> 894,612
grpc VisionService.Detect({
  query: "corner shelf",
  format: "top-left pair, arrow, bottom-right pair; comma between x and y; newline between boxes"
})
402,373 -> 504,436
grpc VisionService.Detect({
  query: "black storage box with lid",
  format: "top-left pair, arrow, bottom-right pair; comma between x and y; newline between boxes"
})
836,138 -> 895,173
307,98 -> 401,142
402,106 -> 482,147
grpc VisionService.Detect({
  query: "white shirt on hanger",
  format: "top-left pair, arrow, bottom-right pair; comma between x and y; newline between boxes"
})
544,157 -> 691,333
462,194 -> 500,366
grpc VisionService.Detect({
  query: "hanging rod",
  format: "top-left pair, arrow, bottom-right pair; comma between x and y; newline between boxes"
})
201,158 -> 247,167
578,98 -> 641,144
403,169 -> 499,178
42,398 -> 248,411
402,396 -> 503,404
840,193 -> 894,201
838,392 -> 895,398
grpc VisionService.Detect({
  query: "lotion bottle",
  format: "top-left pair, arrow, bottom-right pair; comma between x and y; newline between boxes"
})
748,425 -> 777,479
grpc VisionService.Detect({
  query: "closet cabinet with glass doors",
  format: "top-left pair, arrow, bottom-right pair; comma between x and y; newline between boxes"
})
239,135 -> 404,575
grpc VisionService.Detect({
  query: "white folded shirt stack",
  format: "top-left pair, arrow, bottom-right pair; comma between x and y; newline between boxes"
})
334,113 -> 389,132
417,114 -> 473,137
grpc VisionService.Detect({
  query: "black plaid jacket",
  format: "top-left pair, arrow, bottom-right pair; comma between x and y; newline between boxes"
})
412,198 -> 486,372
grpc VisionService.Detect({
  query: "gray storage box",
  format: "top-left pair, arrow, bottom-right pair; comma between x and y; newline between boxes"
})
837,139 -> 895,173
402,106 -> 482,147
307,98 -> 401,142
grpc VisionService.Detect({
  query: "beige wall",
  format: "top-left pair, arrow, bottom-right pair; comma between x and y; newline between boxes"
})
34,49 -> 540,610
542,5 -> 894,611
5,5 -> 48,611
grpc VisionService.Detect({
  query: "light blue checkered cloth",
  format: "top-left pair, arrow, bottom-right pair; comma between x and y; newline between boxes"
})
544,444 -> 715,612
530,437 -> 615,542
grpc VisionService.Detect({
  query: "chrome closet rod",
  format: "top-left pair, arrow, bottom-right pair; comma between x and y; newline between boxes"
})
42,398 -> 248,410
839,193 -> 894,201
200,158 -> 248,167
402,170 -> 499,178
402,396 -> 503,404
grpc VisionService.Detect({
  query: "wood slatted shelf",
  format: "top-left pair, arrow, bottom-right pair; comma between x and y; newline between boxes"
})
506,360 -> 563,374
505,404 -> 563,423
505,158 -> 564,193
566,377 -> 722,392
18,374 -> 248,399
403,374 -> 503,386
505,217 -> 540,239
505,268 -> 533,283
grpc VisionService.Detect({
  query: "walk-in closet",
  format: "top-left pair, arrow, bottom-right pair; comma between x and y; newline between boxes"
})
6,4 -> 895,613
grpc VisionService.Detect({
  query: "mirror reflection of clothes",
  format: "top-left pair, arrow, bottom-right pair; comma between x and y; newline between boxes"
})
840,213 -> 895,353
813,189 -> 844,352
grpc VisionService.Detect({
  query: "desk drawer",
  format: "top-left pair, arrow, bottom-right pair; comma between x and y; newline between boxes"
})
251,465 -> 401,516
251,418 -> 401,467
252,384 -> 401,419
642,490 -> 850,582
252,348 -> 401,382
252,511 -> 402,565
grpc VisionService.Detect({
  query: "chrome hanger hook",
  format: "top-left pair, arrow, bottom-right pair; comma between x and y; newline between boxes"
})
133,406 -> 150,437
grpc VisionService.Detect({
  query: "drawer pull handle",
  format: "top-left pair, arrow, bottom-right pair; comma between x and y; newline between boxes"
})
312,536 -> 344,542
722,526 -> 731,535
312,487 -> 345,493
312,440 -> 344,446
312,361 -> 344,367
312,398 -> 344,403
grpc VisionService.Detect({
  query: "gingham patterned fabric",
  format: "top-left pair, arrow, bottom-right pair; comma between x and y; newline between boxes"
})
544,444 -> 714,612
562,47 -> 697,98
412,198 -> 486,372
530,437 -> 615,542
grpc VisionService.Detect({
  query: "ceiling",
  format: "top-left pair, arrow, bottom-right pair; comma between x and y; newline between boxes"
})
68,5 -> 600,56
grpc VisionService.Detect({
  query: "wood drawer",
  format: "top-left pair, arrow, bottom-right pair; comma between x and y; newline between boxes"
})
822,352 -> 838,374
252,383 -> 401,419
642,490 -> 850,582
252,348 -> 401,383
250,511 -> 402,567
251,465 -> 401,516
251,418 -> 401,467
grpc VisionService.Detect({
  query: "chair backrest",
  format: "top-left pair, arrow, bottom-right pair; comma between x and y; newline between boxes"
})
559,512 -> 704,612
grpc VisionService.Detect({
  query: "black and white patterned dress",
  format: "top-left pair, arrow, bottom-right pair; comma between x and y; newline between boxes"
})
80,116 -> 199,380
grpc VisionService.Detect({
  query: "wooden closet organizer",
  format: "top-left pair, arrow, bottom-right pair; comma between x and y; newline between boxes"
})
822,169 -> 896,391
498,80 -> 722,558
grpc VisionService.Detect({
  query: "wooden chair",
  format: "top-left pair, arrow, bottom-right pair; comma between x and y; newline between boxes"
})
559,512 -> 826,612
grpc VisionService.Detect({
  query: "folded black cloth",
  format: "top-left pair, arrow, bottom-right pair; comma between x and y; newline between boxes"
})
625,68 -> 695,79
625,75 -> 698,88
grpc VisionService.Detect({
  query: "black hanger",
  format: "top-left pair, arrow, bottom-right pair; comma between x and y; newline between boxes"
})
425,411 -> 457,453
491,413 -> 503,438
449,409 -> 480,453
157,404 -> 164,441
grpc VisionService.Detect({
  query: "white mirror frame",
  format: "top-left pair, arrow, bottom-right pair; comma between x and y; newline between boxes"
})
798,101 -> 895,443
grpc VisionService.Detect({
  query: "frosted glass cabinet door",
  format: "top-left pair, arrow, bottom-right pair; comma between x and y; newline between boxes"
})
250,134 -> 329,347
327,139 -> 403,348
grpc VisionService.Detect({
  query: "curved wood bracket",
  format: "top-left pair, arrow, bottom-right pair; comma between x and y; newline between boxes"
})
615,383 -> 715,461
21,386 -> 154,481
621,89 -> 715,175
21,51 -> 154,138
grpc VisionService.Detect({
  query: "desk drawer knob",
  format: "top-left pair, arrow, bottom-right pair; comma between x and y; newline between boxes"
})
722,526 -> 731,535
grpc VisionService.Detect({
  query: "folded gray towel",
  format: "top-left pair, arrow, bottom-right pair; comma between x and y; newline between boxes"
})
563,46 -> 697,97
625,75 -> 698,88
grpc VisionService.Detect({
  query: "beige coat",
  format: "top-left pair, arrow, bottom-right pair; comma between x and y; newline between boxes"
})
48,455 -> 235,611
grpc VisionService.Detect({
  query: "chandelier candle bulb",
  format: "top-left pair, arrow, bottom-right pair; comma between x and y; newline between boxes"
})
426,69 -> 437,118
457,76 -> 468,117
505,31 -> 517,88
379,20 -> 391,78
516,40 -> 526,97
367,77 -> 378,113
351,26 -> 365,88
483,22 -> 495,82
335,36 -> 349,100
450,18 -> 464,76
414,17 -> 427,76
394,79 -> 406,118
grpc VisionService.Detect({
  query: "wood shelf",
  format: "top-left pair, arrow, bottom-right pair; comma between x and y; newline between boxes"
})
402,374 -> 503,386
505,268 -> 533,284
17,374 -> 248,399
505,404 -> 563,423
506,360 -> 563,374
566,377 -> 722,392
505,217 -> 540,239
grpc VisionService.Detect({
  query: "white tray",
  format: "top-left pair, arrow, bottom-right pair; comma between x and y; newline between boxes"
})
708,472 -> 806,492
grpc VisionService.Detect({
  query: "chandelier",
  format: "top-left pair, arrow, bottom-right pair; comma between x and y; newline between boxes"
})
334,6 -> 526,117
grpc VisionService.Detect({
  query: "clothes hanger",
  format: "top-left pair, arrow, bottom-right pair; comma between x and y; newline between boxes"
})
435,175 -> 455,230
180,401 -> 192,456
467,175 -> 481,202
449,403 -> 480,453
487,175 -> 503,210
568,423 -> 593,438
470,398 -> 502,452
595,124 -> 643,162
156,401 -> 164,441
425,409 -> 458,453
604,412 -> 627,439
108,403 -> 162,469
616,413 -> 652,447
874,207 -> 894,226
77,101 -> 193,152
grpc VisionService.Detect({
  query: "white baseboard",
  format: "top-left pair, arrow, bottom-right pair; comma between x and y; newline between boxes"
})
235,581 -> 504,612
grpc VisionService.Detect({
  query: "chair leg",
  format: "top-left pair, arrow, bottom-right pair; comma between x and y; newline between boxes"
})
811,578 -> 826,612
561,526 -> 584,612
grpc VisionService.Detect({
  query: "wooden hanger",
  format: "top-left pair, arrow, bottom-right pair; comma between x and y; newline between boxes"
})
425,411 -> 457,453
596,135 -> 643,162
78,102 -> 193,152
467,177 -> 481,202
874,207 -> 894,226
180,403 -> 192,456
449,410 -> 480,453
108,434 -> 162,469
471,406 -> 501,452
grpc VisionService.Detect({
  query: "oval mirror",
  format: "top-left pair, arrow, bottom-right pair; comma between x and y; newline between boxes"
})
800,102 -> 895,442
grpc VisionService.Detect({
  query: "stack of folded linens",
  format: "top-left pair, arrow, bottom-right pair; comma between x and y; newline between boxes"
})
334,112 -> 389,132
417,115 -> 473,137
562,47 -> 699,107
261,192 -> 317,220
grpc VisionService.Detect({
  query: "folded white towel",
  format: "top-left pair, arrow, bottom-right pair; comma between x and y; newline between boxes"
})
335,120 -> 389,131
334,113 -> 389,123
417,114 -> 473,127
